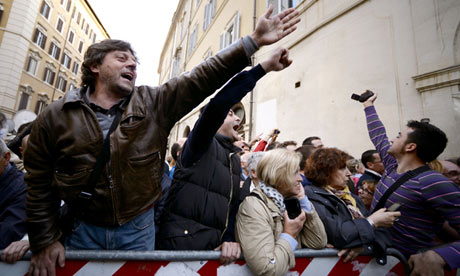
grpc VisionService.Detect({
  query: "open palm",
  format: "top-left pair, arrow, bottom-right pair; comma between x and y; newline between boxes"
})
253,5 -> 300,46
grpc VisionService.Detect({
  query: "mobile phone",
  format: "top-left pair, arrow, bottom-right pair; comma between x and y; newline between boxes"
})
387,203 -> 401,212
284,197 -> 301,219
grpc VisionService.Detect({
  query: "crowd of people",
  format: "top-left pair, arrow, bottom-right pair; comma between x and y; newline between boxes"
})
0,5 -> 459,276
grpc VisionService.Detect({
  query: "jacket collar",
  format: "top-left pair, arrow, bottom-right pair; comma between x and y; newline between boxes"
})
63,86 -> 132,112
215,133 -> 241,153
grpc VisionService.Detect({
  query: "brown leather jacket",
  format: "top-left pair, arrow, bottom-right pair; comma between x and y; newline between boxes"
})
24,39 -> 251,253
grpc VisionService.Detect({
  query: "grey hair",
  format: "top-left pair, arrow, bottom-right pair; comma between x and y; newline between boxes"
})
247,152 -> 265,179
0,139 -> 8,156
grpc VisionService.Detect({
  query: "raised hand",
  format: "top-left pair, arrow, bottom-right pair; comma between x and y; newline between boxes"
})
251,5 -> 301,47
261,48 -> 292,73
363,93 -> 377,108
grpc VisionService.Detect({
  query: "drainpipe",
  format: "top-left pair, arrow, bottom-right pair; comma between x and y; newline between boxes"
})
248,0 -> 257,141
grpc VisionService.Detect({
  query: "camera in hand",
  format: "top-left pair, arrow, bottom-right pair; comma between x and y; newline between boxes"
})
284,197 -> 302,219
351,90 -> 374,102
274,129 -> 280,135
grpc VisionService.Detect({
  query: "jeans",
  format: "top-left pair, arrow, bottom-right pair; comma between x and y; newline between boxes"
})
65,207 -> 155,250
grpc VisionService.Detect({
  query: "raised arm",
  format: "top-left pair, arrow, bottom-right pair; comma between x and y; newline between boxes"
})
362,94 -> 397,171
181,48 -> 292,167
152,7 -> 300,130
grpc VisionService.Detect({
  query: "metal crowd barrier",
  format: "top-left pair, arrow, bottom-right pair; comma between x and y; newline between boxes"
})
0,248 -> 413,275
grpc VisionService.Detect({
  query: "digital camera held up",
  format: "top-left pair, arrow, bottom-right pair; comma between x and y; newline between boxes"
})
351,90 -> 374,103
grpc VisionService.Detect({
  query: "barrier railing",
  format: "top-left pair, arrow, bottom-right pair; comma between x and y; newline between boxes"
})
0,248 -> 420,276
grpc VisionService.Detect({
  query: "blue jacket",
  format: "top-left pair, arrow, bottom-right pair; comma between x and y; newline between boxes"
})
0,163 -> 26,249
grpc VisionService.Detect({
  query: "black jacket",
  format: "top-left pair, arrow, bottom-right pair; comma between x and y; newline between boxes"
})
305,184 -> 391,263
157,134 -> 241,250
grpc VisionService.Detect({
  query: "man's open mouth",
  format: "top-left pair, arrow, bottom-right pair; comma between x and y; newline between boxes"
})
121,73 -> 133,81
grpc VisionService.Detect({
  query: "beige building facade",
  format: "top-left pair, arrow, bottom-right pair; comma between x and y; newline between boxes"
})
159,0 -> 460,159
0,0 -> 108,121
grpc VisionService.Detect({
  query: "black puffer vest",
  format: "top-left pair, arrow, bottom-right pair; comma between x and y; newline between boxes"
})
157,134 -> 241,250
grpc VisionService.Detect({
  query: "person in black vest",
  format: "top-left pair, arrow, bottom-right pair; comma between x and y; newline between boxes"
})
157,47 -> 293,264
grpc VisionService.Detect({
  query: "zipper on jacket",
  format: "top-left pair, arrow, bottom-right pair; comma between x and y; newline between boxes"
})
220,152 -> 235,241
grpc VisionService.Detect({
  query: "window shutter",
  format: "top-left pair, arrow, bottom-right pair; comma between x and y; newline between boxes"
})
211,0 -> 216,18
33,29 -> 39,43
48,43 -> 53,55
51,71 -> 56,84
233,12 -> 240,43
219,32 -> 225,50
41,35 -> 47,49
56,47 -> 61,60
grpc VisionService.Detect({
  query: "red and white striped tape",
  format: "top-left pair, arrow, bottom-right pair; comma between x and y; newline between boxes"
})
1,256 -> 458,275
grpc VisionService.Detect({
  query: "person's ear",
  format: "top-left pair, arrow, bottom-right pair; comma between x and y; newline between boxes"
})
90,64 -> 99,74
405,142 -> 417,153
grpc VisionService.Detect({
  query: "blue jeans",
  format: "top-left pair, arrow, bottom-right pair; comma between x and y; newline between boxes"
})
65,207 -> 155,250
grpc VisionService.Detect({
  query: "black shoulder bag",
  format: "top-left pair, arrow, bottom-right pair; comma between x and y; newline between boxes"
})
372,165 -> 430,213
59,107 -> 124,238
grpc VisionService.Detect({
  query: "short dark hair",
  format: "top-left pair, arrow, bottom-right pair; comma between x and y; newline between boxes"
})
81,39 -> 137,88
406,120 -> 448,163
296,145 -> 316,171
302,136 -> 320,146
305,148 -> 349,187
266,141 -> 281,151
171,142 -> 182,161
361,150 -> 378,169
281,140 -> 297,148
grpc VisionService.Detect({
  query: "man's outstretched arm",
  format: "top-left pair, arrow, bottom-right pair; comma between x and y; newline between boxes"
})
362,94 -> 397,171
153,6 -> 300,130
181,48 -> 292,168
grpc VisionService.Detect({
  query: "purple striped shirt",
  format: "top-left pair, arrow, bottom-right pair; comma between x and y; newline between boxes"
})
366,106 -> 460,269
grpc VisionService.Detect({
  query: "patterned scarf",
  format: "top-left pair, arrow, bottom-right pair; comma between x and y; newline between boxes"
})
326,185 -> 364,219
259,182 -> 285,214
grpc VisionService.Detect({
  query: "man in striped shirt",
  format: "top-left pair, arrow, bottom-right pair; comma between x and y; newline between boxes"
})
362,94 -> 460,275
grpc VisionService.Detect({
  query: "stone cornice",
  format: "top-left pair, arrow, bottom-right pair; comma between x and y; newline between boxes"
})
413,64 -> 460,93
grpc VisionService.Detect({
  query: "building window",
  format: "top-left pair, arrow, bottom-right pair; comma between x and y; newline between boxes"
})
81,18 -> 85,30
18,92 -> 30,110
220,12 -> 240,50
203,0 -> 216,31
195,0 -> 200,8
69,83 -> 76,91
25,56 -> 39,75
61,52 -> 71,69
188,25 -> 198,54
72,61 -> 79,75
43,68 -> 56,85
67,29 -> 75,44
0,4 -> 4,24
71,6 -> 76,18
85,23 -> 89,35
171,49 -> 181,78
66,0 -> 71,12
40,1 -> 51,19
76,12 -> 81,24
78,40 -> 84,53
92,34 -> 96,44
34,98 -> 48,114
56,17 -> 64,33
48,42 -> 61,60
33,28 -> 47,49
267,0 -> 299,15
56,75 -> 67,91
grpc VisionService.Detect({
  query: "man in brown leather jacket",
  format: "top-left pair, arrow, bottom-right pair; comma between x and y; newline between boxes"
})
24,6 -> 300,276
